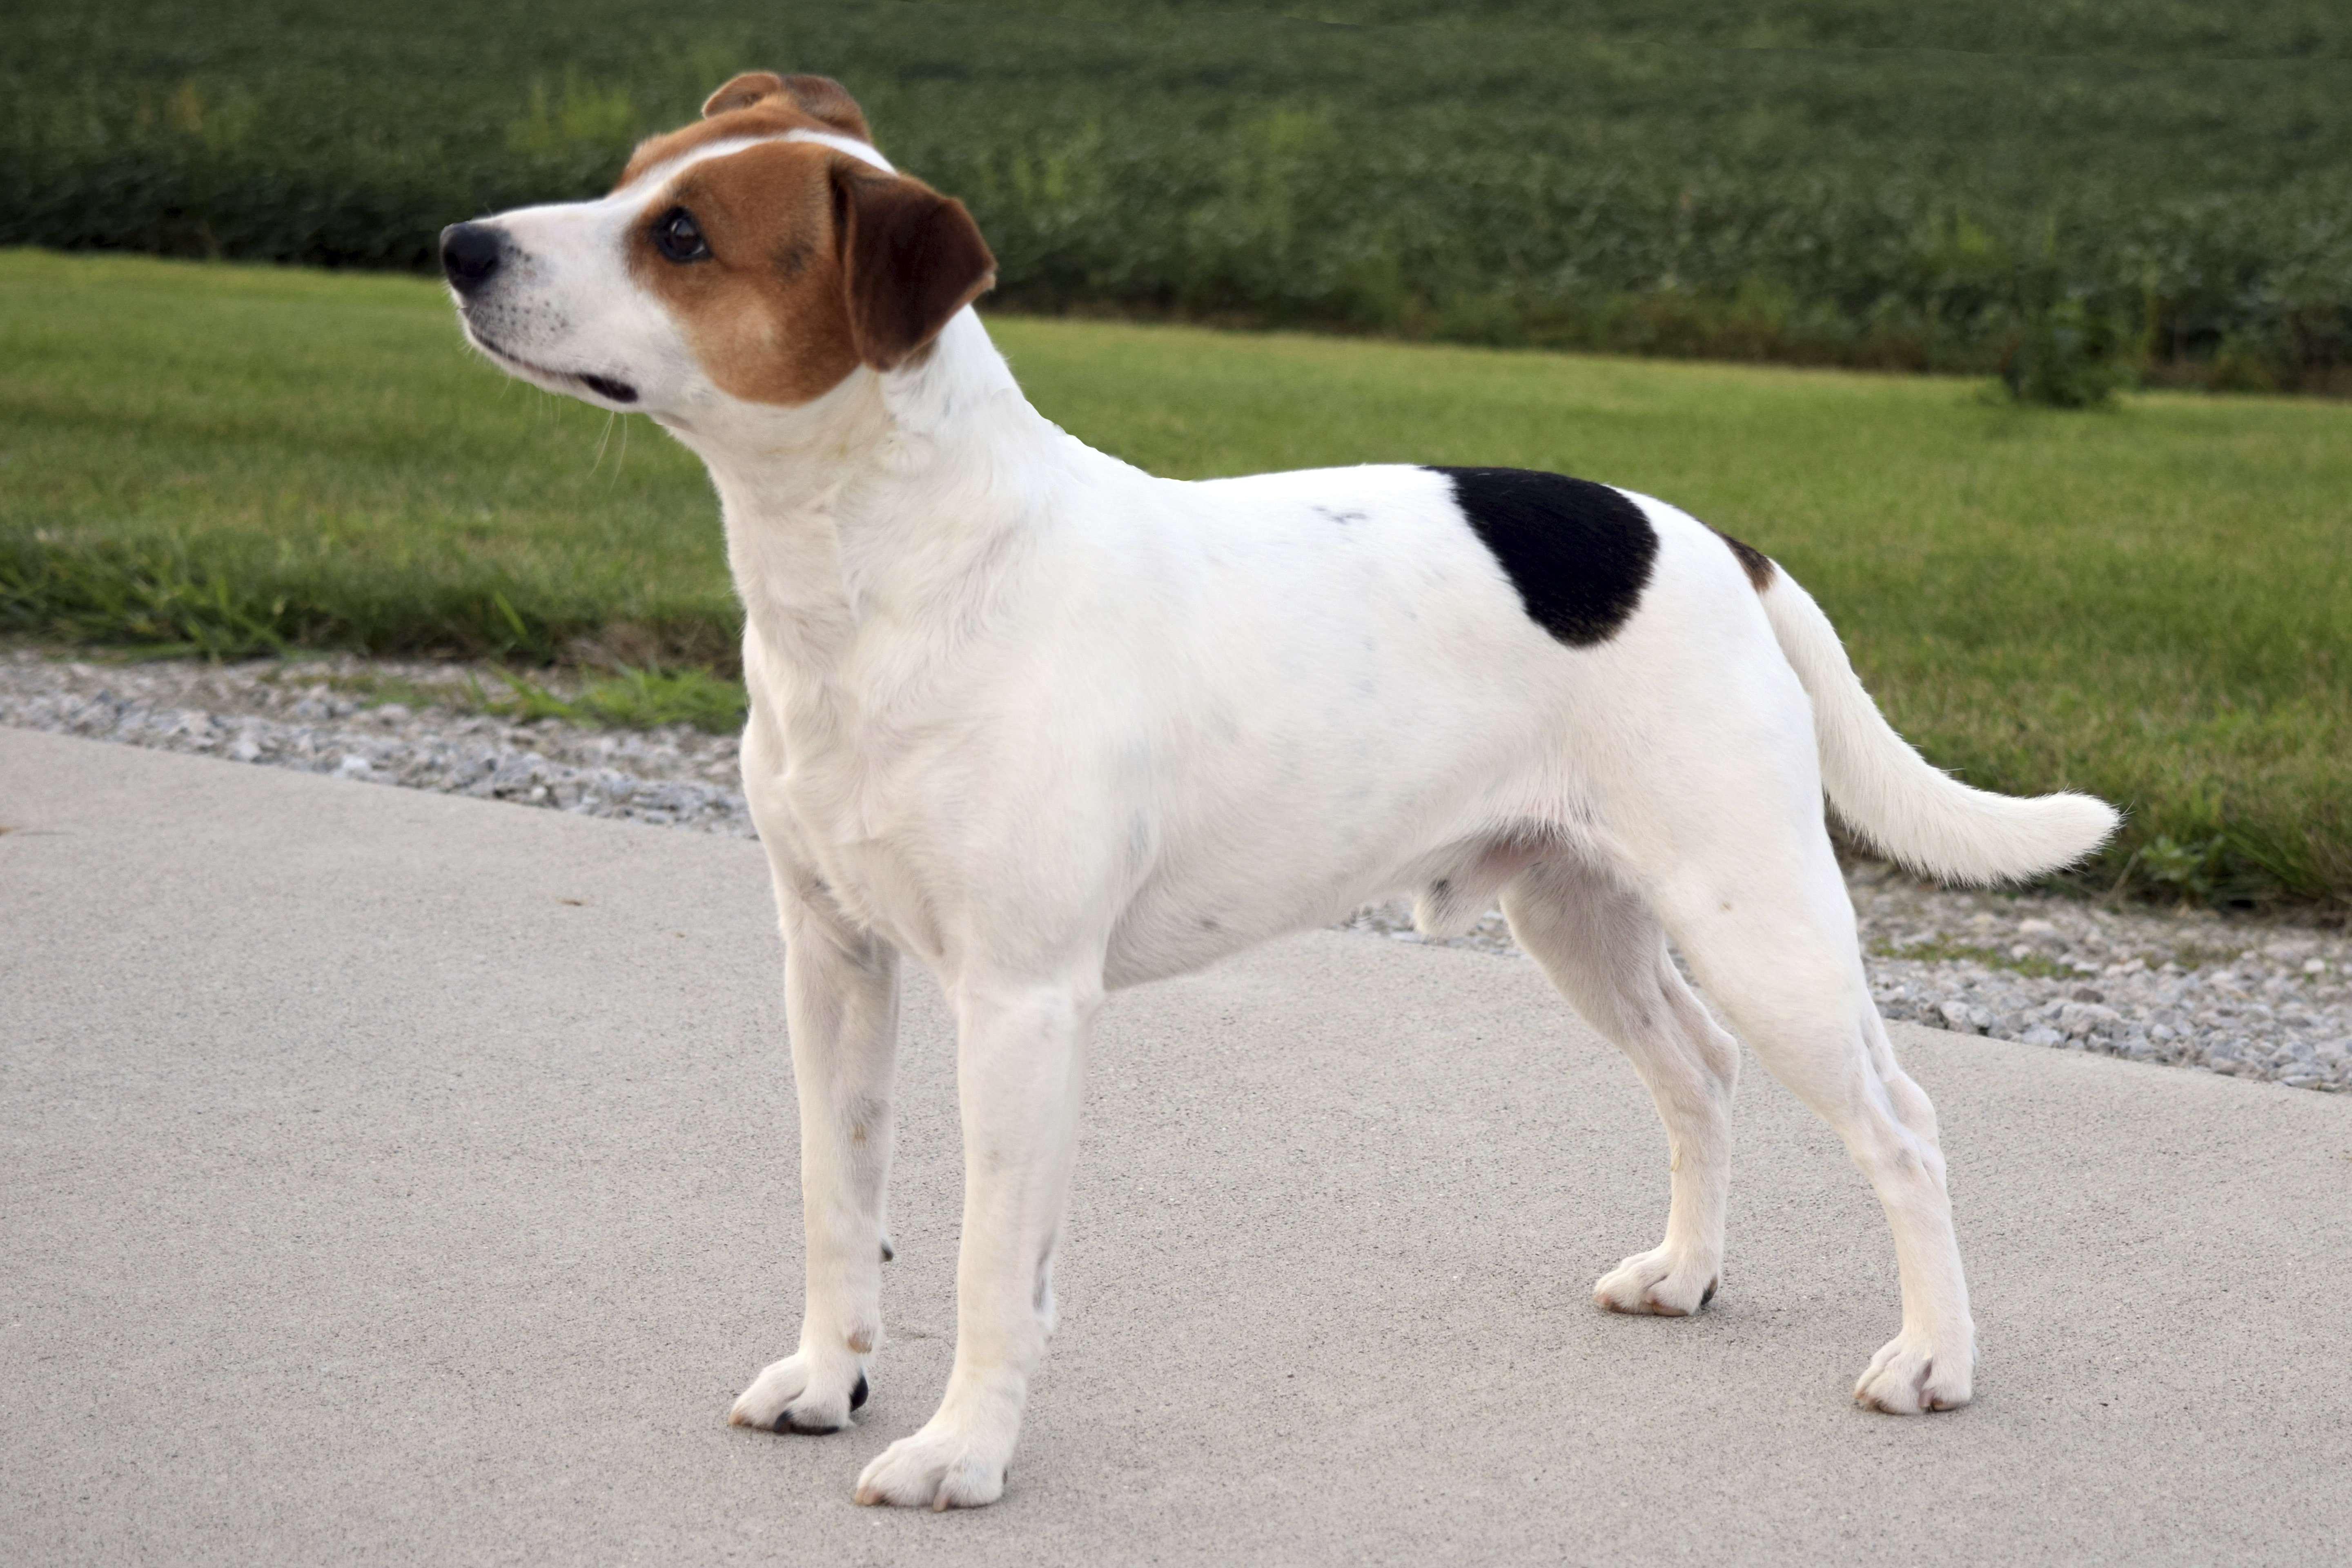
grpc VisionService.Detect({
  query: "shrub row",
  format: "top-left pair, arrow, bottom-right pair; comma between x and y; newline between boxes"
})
6,2 -> 2352,390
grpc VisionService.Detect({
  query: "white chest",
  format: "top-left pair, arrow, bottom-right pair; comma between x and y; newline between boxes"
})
743,664 -> 976,964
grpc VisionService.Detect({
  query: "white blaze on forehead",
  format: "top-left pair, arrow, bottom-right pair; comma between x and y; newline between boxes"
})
780,128 -> 895,173
609,131 -> 894,206
616,135 -> 779,195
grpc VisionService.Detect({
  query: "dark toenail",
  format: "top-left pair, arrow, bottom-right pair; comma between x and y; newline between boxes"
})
850,1373 -> 869,1412
1700,1280 -> 1717,1306
880,1240 -> 895,1262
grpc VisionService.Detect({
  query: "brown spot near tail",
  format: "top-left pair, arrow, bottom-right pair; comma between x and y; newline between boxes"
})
1708,524 -> 1777,591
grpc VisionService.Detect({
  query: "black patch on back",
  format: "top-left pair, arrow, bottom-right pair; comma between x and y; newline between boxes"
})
1429,467 -> 1657,647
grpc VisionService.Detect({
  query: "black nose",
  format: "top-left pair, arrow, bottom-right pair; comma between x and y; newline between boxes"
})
440,222 -> 503,293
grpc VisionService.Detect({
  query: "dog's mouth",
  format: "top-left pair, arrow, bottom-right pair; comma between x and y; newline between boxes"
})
575,372 -> 640,404
465,325 -> 639,405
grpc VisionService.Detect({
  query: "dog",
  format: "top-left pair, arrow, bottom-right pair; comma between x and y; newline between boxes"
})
441,72 -> 2119,1510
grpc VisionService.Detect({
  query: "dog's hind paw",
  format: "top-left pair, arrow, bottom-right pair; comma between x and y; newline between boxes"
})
1592,1245 -> 1719,1316
854,1417 -> 1011,1510
728,1349 -> 869,1435
1853,1328 -> 1972,1414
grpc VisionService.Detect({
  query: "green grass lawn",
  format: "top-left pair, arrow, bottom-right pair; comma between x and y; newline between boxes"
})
4,248 -> 2347,911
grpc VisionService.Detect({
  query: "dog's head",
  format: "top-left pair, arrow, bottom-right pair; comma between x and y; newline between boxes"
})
440,73 -> 996,418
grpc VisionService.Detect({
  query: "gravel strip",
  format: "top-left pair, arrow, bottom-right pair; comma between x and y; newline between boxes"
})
7,646 -> 2345,1091
0,647 -> 751,834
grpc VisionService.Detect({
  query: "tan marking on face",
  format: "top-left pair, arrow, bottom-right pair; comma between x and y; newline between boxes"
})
627,140 -> 863,406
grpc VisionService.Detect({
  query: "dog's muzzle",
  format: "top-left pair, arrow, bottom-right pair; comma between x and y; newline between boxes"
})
440,219 -> 641,405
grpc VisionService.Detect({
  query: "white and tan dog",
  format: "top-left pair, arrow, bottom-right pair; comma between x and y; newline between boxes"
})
442,73 -> 2118,1510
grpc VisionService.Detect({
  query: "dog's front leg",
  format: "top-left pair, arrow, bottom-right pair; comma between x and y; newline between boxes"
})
728,900 -> 902,1435
855,975 -> 1097,1510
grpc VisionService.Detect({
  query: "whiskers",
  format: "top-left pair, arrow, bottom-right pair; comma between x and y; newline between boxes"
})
590,408 -> 631,481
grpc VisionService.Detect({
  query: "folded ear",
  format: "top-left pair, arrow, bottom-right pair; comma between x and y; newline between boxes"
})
702,71 -> 871,142
831,165 -> 997,372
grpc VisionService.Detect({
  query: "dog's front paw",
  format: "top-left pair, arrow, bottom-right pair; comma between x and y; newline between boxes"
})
853,1417 -> 1011,1510
1593,1245 -> 1719,1316
1853,1328 -> 1972,1413
728,1349 -> 869,1435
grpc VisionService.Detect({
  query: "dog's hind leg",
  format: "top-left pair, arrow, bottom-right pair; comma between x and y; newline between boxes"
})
1501,859 -> 1740,1316
855,970 -> 1098,1509
1649,842 -> 1975,1414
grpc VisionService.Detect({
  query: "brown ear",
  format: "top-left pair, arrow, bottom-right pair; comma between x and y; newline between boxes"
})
831,165 -> 997,372
702,72 -> 785,118
776,75 -> 872,141
702,71 -> 872,142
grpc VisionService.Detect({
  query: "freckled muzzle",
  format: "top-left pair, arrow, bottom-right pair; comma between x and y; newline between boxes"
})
440,219 -> 641,405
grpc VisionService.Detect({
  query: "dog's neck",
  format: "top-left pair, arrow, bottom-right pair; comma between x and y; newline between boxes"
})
660,310 -> 1071,680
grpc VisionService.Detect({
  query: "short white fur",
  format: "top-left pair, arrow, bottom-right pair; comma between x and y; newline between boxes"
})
448,134 -> 2118,1512
780,127 -> 895,172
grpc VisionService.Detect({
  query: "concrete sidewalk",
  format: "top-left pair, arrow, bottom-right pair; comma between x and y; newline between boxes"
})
3,727 -> 2347,1565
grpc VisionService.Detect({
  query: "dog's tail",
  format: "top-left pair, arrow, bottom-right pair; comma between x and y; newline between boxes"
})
1756,568 -> 2119,884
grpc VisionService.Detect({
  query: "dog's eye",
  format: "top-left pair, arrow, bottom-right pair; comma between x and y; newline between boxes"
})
652,207 -> 710,263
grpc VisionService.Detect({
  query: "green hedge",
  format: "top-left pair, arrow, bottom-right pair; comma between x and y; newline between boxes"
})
6,2 -> 2352,388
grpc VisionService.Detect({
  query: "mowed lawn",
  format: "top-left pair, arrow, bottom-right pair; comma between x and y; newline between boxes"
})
3,249 -> 2347,909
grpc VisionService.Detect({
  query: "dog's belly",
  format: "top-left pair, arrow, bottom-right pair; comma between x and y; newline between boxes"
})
1092,661 -> 1597,987
1100,878 -> 1352,988
1098,792 -> 1569,989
